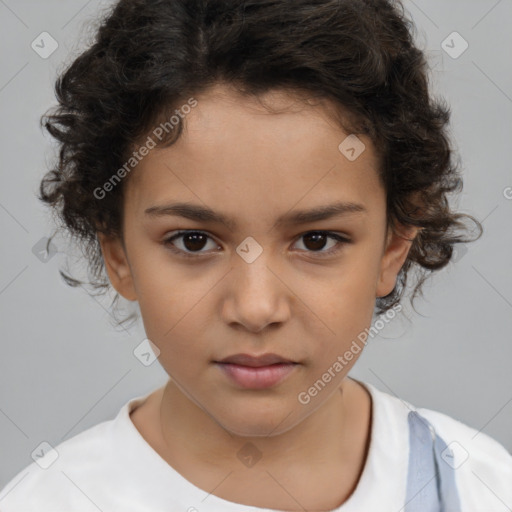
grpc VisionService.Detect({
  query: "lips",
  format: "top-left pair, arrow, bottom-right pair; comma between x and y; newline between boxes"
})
216,353 -> 295,367
214,353 -> 298,389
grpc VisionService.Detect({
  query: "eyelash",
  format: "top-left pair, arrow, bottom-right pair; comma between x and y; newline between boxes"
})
162,230 -> 351,259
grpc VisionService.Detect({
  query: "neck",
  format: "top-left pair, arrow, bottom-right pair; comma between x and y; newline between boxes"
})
158,377 -> 361,471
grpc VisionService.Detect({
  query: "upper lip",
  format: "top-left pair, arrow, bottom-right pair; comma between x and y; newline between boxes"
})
215,353 -> 296,367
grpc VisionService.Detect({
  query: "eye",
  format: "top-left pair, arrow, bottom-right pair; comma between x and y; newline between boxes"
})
292,231 -> 351,257
163,230 -> 220,258
163,230 -> 351,259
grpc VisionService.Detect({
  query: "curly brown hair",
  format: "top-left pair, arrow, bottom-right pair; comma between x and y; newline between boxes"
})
39,0 -> 482,328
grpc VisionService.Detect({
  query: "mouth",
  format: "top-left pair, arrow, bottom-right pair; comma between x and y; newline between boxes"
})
215,352 -> 296,367
213,353 -> 299,389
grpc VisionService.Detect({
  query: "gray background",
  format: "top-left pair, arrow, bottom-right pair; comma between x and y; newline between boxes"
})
1,0 -> 511,490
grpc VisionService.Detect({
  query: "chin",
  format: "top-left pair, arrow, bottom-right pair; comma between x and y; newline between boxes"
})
212,401 -> 305,439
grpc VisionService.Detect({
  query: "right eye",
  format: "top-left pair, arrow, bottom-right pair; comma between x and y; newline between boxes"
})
162,230 -> 221,258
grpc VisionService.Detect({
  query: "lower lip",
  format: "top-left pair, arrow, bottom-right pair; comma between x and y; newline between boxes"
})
215,362 -> 297,389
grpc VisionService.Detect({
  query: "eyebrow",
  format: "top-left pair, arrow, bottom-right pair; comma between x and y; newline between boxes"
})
144,200 -> 367,230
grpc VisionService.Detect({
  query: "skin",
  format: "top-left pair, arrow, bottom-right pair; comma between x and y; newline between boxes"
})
98,83 -> 418,510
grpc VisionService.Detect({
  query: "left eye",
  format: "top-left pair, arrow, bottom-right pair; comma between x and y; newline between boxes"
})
293,231 -> 350,256
163,230 -> 350,258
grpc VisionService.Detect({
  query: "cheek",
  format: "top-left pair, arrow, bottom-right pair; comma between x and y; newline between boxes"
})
318,250 -> 379,313
132,250 -> 208,325
133,270 -> 217,372
307,251 -> 381,362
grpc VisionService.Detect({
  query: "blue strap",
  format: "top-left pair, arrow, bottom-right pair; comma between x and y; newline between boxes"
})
404,410 -> 462,512
432,422 -> 463,512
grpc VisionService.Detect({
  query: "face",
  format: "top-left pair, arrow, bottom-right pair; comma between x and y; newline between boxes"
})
99,83 -> 416,437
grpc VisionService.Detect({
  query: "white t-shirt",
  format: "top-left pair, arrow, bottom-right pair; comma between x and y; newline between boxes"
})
1,380 -> 511,511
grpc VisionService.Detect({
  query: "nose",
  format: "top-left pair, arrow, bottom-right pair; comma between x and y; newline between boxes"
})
221,250 -> 291,333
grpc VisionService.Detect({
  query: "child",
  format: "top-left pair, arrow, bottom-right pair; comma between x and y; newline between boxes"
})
1,0 -> 511,510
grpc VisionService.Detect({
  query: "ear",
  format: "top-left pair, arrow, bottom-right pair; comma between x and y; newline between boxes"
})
376,223 -> 419,298
97,233 -> 138,301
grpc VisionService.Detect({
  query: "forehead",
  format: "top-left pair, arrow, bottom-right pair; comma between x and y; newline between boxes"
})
179,84 -> 364,149
124,84 -> 384,224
